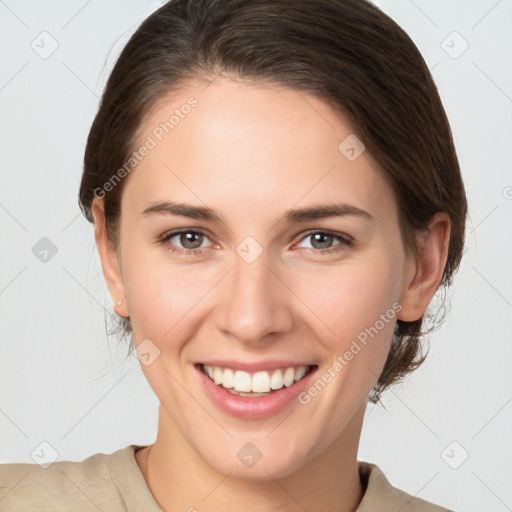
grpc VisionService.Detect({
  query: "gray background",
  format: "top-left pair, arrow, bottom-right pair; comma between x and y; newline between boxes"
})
0,1 -> 511,510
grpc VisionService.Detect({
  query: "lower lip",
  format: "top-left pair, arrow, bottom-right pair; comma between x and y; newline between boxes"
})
195,364 -> 317,420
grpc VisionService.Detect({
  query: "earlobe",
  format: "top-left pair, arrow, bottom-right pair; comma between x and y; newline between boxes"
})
397,212 -> 451,323
91,199 -> 128,318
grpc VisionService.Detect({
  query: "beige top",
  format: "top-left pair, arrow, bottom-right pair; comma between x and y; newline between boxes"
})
0,444 -> 453,511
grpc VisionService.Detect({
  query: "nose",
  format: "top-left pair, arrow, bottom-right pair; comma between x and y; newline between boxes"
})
214,245 -> 294,347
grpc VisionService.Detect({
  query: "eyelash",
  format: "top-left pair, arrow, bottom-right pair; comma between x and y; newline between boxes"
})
159,229 -> 353,257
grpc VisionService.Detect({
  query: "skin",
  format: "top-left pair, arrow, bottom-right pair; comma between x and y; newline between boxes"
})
92,76 -> 450,512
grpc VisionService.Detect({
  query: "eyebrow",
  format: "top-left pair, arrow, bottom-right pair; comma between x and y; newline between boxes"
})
142,200 -> 374,223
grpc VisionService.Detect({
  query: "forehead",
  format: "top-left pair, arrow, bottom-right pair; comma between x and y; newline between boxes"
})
122,77 -> 397,224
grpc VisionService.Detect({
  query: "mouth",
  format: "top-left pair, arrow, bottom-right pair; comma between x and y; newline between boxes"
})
198,363 -> 317,397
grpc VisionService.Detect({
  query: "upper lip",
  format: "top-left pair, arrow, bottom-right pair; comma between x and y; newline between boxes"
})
198,360 -> 317,372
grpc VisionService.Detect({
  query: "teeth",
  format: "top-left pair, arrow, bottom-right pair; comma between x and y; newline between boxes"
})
283,367 -> 295,387
202,364 -> 311,393
223,368 -> 234,389
270,369 -> 283,390
252,371 -> 271,392
294,365 -> 307,381
213,366 -> 222,385
234,370 -> 252,392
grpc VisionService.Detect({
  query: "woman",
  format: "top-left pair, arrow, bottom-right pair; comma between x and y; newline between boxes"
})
0,0 -> 467,510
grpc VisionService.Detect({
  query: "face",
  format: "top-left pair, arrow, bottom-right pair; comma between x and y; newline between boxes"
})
94,77 -> 429,480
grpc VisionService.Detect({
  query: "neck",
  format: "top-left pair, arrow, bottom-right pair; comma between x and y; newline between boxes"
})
137,403 -> 366,512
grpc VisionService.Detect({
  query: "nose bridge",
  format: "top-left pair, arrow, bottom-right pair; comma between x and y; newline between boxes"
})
216,241 -> 292,344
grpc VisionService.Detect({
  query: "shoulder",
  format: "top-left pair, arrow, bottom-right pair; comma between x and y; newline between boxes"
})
0,445 -> 137,512
357,461 -> 454,512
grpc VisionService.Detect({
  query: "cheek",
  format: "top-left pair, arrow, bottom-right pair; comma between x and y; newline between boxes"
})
121,249 -> 217,341
121,255 -> 217,401
137,281 -> 207,341
291,258 -> 402,430
292,254 -> 402,349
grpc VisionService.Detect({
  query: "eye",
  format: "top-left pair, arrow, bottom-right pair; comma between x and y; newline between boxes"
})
159,229 -> 213,255
295,230 -> 353,254
159,228 -> 353,257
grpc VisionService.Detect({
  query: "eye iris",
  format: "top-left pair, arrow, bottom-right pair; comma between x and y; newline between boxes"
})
311,233 -> 333,249
181,232 -> 203,249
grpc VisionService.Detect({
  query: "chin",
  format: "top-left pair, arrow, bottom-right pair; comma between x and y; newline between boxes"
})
194,432 -> 314,481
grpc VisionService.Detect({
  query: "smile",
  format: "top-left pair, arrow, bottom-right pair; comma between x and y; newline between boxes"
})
200,363 -> 316,397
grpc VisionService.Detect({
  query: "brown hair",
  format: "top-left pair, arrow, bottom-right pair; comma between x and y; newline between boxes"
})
78,0 -> 467,404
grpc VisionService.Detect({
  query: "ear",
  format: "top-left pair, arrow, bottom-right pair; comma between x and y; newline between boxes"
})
92,198 -> 129,318
397,212 -> 451,322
